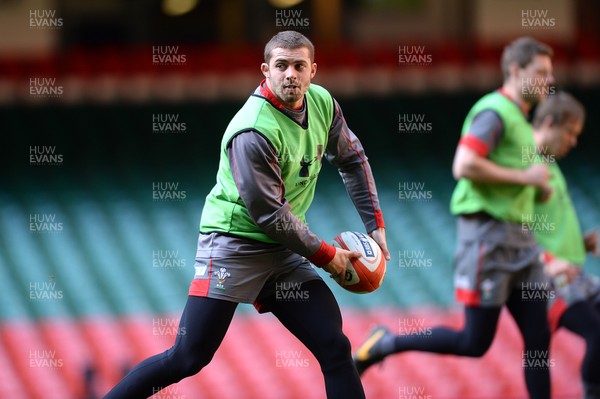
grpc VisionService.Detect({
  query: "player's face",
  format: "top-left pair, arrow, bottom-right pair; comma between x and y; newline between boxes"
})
517,54 -> 554,104
540,118 -> 583,159
552,118 -> 583,159
261,47 -> 317,109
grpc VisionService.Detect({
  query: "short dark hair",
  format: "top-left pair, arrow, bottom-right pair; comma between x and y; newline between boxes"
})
501,37 -> 553,80
533,91 -> 585,128
264,31 -> 315,64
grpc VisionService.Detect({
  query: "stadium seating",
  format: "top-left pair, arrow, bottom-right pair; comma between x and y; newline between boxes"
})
1,94 -> 599,398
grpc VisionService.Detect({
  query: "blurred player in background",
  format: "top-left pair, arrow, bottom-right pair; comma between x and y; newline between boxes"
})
354,36 -> 554,399
104,30 -> 390,399
531,91 -> 600,399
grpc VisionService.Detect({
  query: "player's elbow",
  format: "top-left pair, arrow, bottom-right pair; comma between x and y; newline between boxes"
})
452,147 -> 478,180
452,161 -> 463,180
452,158 -> 471,180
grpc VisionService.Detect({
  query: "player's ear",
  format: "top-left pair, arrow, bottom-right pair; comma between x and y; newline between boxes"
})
310,62 -> 317,79
508,62 -> 520,79
541,114 -> 554,130
261,63 -> 269,78
533,115 -> 553,139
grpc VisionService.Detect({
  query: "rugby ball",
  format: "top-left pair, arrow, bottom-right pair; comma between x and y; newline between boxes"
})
332,231 -> 386,294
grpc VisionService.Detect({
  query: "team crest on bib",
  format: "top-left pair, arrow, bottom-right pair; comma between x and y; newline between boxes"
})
214,267 -> 231,290
295,144 -> 324,184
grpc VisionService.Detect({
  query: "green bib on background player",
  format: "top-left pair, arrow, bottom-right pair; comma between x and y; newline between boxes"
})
533,163 -> 586,265
450,91 -> 537,223
199,84 -> 334,243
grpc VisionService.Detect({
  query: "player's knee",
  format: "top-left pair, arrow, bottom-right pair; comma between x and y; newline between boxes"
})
182,355 -> 211,376
454,328 -> 495,357
333,333 -> 352,357
459,338 -> 492,357
316,331 -> 352,370
167,347 -> 212,378
462,345 -> 488,357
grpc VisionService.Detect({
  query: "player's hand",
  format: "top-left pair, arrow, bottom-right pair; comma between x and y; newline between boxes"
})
323,248 -> 361,284
523,164 -> 552,202
546,258 -> 580,281
369,227 -> 391,261
523,163 -> 550,188
536,186 -> 553,203
583,229 -> 599,256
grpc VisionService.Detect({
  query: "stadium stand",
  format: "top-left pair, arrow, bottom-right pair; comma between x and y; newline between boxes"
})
2,91 -> 599,397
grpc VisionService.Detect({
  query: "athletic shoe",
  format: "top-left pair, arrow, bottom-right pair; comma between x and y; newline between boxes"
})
353,325 -> 393,376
